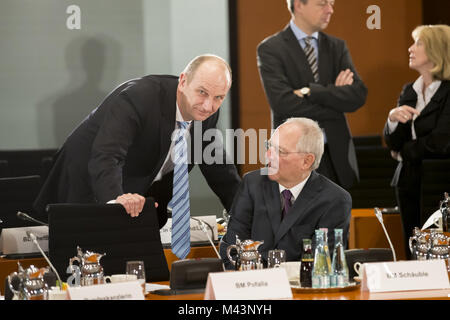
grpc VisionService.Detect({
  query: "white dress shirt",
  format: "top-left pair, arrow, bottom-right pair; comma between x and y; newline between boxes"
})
387,76 -> 441,139
278,173 -> 311,209
153,104 -> 192,182
289,20 -> 327,144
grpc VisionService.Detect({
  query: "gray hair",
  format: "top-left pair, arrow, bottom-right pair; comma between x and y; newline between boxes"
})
182,54 -> 232,84
284,117 -> 324,170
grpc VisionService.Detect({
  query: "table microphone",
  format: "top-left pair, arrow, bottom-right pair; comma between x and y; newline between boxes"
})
16,211 -> 48,226
167,206 -> 221,258
26,231 -> 63,290
190,217 -> 221,259
374,207 -> 397,261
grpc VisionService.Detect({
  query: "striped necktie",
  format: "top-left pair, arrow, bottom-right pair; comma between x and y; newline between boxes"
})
304,36 -> 319,83
169,121 -> 191,259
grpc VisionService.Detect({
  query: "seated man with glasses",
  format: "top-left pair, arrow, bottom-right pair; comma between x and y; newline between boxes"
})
219,117 -> 351,270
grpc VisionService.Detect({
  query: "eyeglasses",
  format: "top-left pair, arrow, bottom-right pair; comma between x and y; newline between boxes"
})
264,140 -> 306,157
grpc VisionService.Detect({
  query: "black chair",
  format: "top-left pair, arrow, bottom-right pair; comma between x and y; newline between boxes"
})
0,149 -> 57,179
0,160 -> 7,177
0,175 -> 42,233
349,146 -> 398,209
345,248 -> 394,279
420,159 -> 450,225
47,198 -> 170,283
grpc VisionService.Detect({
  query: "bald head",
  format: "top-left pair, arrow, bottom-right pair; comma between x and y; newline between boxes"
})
182,54 -> 232,87
177,54 -> 232,121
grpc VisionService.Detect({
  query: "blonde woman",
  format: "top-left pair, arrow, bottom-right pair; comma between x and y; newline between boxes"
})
383,25 -> 450,258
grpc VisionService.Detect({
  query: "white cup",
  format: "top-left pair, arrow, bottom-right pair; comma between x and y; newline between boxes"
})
281,261 -> 301,281
105,274 -> 138,283
48,286 -> 68,300
353,262 -> 365,278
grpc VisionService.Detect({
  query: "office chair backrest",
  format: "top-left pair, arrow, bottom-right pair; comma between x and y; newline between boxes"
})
0,149 -> 57,178
421,159 -> 450,225
0,160 -> 7,177
349,146 -> 398,208
345,248 -> 394,279
0,175 -> 42,232
47,198 -> 169,283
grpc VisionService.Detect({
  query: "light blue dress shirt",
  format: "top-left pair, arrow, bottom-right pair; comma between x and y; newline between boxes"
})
289,20 -> 327,144
289,20 -> 319,64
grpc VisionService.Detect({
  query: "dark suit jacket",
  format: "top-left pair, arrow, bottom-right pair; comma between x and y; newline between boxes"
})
383,80 -> 450,188
219,169 -> 352,270
33,75 -> 241,226
257,25 -> 368,189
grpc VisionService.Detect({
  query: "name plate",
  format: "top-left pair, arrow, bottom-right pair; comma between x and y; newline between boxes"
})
204,269 -> 293,300
0,226 -> 48,255
361,260 -> 450,293
67,281 -> 144,300
160,215 -> 218,244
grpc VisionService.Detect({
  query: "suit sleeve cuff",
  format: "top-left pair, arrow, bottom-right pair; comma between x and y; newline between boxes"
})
386,118 -> 398,133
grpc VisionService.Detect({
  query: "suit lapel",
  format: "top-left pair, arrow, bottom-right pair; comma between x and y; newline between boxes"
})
153,80 -> 177,178
274,172 -> 322,245
317,33 -> 332,85
262,176 -> 283,237
418,81 -> 450,118
281,25 -> 315,84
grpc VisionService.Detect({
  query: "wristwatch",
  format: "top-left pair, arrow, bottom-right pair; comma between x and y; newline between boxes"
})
300,87 -> 311,97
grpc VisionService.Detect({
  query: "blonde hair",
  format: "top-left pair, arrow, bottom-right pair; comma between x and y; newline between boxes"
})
412,24 -> 450,81
284,117 -> 324,170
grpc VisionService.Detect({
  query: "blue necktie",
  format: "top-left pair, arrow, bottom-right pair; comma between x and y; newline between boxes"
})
169,121 -> 191,259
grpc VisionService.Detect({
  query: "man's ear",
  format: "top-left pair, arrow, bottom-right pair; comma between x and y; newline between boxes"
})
294,0 -> 304,12
303,153 -> 316,170
178,72 -> 187,89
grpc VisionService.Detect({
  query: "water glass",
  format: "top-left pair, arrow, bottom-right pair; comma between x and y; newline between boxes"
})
126,260 -> 146,294
267,249 -> 286,268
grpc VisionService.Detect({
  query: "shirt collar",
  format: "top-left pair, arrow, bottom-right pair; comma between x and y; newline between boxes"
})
289,19 -> 319,42
412,76 -> 442,97
175,103 -> 192,125
278,172 -> 311,202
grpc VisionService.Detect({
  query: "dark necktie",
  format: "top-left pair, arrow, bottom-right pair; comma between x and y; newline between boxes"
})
281,189 -> 293,219
304,36 -> 319,82
169,121 -> 190,259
